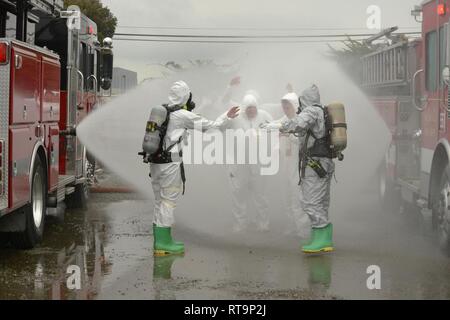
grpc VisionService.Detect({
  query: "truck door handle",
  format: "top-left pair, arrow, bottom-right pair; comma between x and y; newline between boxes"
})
76,69 -> 84,110
35,125 -> 43,138
87,75 -> 98,106
15,54 -> 23,69
23,105 -> 27,119
412,69 -> 427,112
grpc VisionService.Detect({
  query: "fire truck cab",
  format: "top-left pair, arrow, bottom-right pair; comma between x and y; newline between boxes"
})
361,0 -> 450,255
0,0 -> 113,248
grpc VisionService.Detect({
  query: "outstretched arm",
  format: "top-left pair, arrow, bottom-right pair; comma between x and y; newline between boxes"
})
183,107 -> 240,132
280,107 -> 317,134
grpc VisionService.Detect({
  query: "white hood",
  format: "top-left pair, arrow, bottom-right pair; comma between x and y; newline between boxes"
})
168,80 -> 191,106
299,84 -> 321,109
281,92 -> 300,110
242,93 -> 259,110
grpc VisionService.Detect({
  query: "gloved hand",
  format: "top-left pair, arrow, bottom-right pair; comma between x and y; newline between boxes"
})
260,121 -> 282,130
227,106 -> 240,119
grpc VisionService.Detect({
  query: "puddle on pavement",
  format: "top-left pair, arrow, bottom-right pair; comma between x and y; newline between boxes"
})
0,192 -> 449,300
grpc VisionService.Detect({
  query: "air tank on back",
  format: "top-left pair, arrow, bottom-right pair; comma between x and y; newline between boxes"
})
142,105 -> 168,156
327,102 -> 347,156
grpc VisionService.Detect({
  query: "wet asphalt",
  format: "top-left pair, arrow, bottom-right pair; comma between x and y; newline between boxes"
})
0,175 -> 449,300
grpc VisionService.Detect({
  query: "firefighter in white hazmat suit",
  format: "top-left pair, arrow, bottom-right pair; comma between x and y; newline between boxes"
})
262,85 -> 335,253
227,93 -> 273,233
275,92 -> 310,237
150,81 -> 239,256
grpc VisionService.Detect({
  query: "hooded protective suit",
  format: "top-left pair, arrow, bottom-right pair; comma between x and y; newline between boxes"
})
280,85 -> 335,229
150,81 -> 231,227
276,93 -> 310,236
226,93 -> 273,232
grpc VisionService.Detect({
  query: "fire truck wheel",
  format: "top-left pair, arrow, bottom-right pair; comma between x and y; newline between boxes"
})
432,168 -> 450,256
10,156 -> 47,249
66,182 -> 89,210
379,165 -> 401,213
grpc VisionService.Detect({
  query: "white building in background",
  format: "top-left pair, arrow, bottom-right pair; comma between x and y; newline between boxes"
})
112,67 -> 138,95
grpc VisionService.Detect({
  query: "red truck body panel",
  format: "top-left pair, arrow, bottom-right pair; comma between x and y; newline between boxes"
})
6,41 -> 60,210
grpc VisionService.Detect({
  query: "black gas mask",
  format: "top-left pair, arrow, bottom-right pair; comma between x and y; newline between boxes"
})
186,93 -> 196,111
297,98 -> 303,115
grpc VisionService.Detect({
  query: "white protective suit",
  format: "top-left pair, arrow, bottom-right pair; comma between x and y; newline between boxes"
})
150,81 -> 231,227
276,93 -> 310,235
227,93 -> 273,232
280,85 -> 335,229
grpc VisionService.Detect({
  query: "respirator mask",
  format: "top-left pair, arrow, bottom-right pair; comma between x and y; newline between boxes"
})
186,93 -> 196,111
297,99 -> 303,115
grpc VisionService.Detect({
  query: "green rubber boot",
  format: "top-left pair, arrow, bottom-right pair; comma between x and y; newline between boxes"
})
153,224 -> 184,246
302,224 -> 334,254
153,225 -> 185,256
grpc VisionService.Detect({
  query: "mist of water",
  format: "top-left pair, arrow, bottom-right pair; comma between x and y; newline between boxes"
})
77,44 -> 391,242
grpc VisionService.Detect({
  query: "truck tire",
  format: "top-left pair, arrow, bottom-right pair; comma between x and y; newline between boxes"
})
65,182 -> 89,210
10,156 -> 47,249
378,164 -> 400,213
431,166 -> 450,256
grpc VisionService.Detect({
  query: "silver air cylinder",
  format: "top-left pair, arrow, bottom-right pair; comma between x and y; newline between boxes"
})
142,105 -> 168,155
327,102 -> 347,152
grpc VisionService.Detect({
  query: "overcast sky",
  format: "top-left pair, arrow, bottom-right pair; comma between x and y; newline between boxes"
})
101,0 -> 421,81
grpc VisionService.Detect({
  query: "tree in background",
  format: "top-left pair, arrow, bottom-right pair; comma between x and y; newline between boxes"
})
65,0 -> 117,42
328,33 -> 409,84
327,38 -> 374,84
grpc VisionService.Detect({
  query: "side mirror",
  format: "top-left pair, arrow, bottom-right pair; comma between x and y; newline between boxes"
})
443,66 -> 450,86
100,48 -> 113,91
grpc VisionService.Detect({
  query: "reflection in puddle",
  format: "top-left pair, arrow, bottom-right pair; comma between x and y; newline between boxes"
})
0,205 -> 113,300
153,255 -> 183,280
306,255 -> 333,292
34,261 -> 45,298
49,223 -> 112,300
152,255 -> 184,300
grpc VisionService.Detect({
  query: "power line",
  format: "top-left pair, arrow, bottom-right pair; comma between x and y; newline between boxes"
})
113,38 -> 346,44
114,31 -> 421,39
117,25 -> 421,32
113,37 -> 420,44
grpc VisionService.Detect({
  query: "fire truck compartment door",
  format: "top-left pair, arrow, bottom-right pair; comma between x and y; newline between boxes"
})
11,45 -> 40,124
9,127 -> 35,209
41,57 -> 61,123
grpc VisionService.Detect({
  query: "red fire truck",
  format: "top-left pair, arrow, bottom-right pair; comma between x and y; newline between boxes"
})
360,0 -> 450,255
0,0 -> 113,248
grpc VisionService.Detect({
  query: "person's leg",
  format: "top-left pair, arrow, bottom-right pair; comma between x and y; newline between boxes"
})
250,165 -> 270,232
158,163 -> 183,227
152,163 -> 185,256
290,186 -> 310,238
301,159 -> 334,253
286,158 -> 309,237
228,165 -> 249,232
150,164 -> 163,226
281,156 -> 296,235
301,175 -> 331,229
